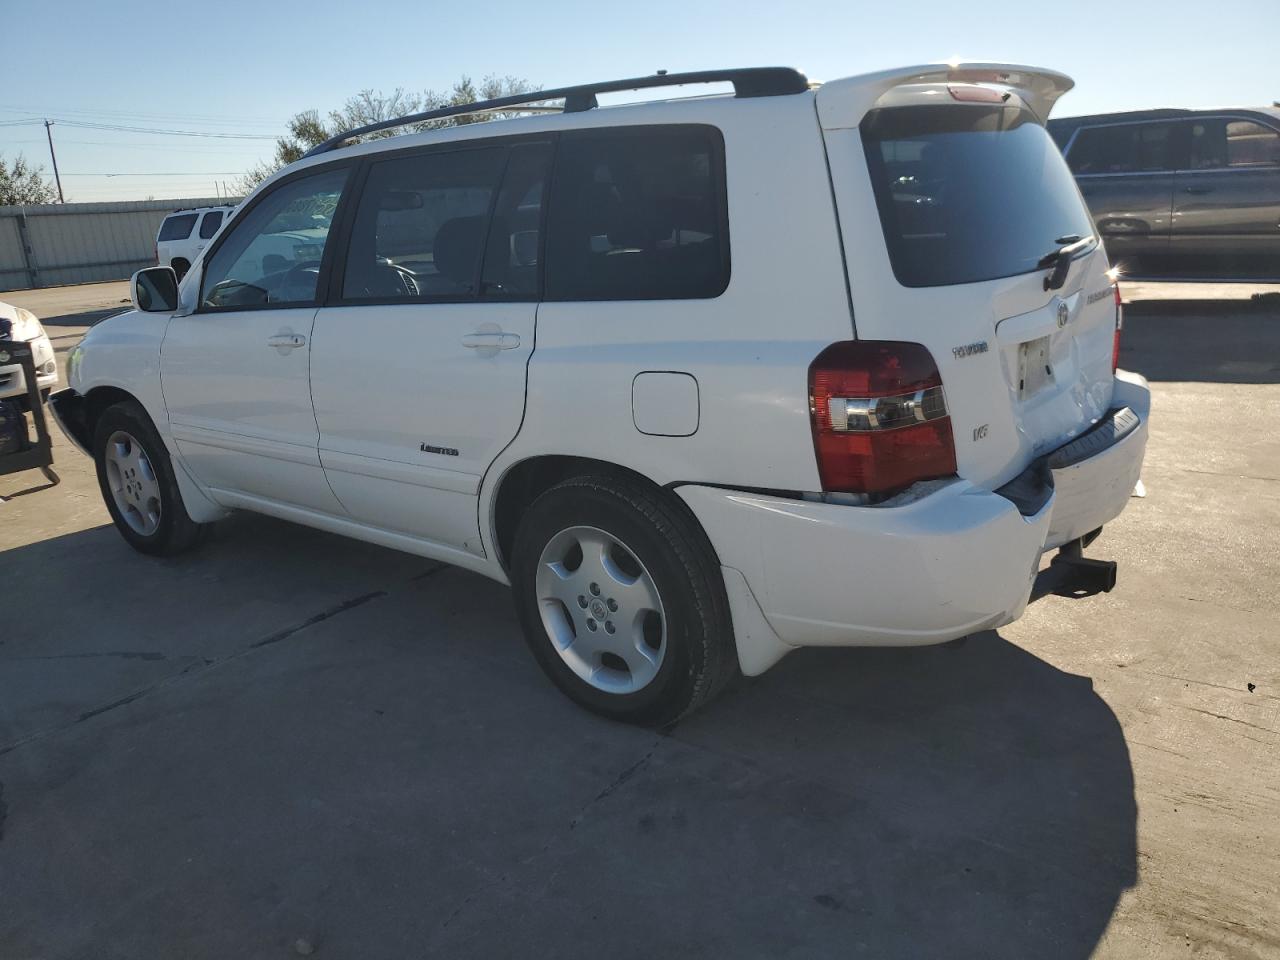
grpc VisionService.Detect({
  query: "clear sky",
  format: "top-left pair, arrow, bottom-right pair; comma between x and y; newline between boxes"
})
2,0 -> 1276,203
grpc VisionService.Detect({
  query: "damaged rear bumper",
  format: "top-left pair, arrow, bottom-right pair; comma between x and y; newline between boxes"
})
677,371 -> 1150,674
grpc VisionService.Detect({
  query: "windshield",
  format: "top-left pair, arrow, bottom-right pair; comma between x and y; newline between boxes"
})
862,103 -> 1095,288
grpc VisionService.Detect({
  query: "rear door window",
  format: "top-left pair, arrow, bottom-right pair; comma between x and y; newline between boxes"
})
341,146 -> 506,301
544,125 -> 729,301
861,104 -> 1095,288
198,211 -> 224,239
1066,122 -> 1178,174
158,213 -> 198,241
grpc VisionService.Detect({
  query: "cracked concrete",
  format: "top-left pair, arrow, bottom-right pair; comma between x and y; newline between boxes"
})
0,282 -> 1278,958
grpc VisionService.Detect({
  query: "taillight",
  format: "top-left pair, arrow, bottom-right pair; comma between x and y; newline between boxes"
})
808,341 -> 958,495
1112,283 -> 1123,373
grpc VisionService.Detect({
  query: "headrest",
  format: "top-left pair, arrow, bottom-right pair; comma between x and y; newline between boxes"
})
433,216 -> 486,287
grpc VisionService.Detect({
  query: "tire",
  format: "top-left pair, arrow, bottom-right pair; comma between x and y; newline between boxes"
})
511,473 -> 738,726
93,400 -> 206,556
171,258 -> 190,282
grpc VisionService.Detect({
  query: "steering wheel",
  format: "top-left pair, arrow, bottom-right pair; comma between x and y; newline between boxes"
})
277,260 -> 322,302
388,263 -> 419,297
358,260 -> 419,298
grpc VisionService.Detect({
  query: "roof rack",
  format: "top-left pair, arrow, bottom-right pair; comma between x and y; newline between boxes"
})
302,67 -> 810,158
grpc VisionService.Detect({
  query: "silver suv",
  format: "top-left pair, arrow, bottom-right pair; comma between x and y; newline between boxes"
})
1049,108 -> 1280,280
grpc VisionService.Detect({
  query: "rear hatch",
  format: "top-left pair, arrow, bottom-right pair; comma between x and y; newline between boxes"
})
823,86 -> 1119,490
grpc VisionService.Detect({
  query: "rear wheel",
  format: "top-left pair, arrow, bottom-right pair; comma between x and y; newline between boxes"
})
511,474 -> 737,726
171,258 -> 190,281
93,401 -> 205,556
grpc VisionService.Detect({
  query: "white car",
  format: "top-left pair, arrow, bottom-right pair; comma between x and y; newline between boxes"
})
155,205 -> 236,280
0,300 -> 57,410
51,64 -> 1149,725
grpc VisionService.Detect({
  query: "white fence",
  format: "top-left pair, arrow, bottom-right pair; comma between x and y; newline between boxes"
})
0,198 -> 234,291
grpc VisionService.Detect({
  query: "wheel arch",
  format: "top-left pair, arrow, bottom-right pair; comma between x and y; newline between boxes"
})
56,384 -> 143,452
78,384 -> 227,524
488,454 -> 714,574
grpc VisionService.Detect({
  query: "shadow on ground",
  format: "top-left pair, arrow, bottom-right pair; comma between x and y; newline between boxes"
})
1122,298 -> 1280,383
0,516 -> 1136,959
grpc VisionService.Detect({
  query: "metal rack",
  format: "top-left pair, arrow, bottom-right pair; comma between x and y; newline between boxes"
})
0,339 -> 59,492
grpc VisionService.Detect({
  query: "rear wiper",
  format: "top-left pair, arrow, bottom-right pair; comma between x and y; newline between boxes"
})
1038,234 -> 1095,291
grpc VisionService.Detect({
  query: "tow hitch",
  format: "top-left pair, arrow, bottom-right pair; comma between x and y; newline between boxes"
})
1034,528 -> 1117,599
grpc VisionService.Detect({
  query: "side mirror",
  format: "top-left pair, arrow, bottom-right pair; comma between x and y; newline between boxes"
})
131,266 -> 179,313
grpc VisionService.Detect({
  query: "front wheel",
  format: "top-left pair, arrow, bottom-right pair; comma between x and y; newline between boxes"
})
93,400 -> 206,556
511,474 -> 737,726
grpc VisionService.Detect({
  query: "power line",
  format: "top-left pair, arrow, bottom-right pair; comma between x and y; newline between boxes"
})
0,137 -> 270,154
61,171 -> 247,176
58,119 -> 279,140
0,117 -> 277,139
0,103 -> 286,127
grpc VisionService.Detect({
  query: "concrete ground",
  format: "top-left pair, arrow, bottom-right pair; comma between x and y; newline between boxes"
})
1,280 -> 1278,959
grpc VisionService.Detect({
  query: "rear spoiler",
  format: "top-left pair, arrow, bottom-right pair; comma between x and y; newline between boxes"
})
816,62 -> 1074,129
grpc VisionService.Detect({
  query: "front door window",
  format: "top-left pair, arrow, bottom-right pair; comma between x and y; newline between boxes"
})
200,168 -> 349,309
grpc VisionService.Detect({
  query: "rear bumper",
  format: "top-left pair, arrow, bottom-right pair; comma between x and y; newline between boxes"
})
678,371 -> 1150,674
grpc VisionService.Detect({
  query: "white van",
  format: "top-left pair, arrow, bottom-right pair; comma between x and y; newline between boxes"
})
155,205 -> 236,279
53,65 -> 1148,725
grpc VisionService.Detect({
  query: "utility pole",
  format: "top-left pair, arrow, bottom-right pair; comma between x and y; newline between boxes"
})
43,119 -> 64,203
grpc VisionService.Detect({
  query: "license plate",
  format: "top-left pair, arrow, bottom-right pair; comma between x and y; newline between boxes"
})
1018,335 -> 1054,400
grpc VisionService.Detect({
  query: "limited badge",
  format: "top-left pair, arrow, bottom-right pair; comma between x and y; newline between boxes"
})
952,341 -> 989,359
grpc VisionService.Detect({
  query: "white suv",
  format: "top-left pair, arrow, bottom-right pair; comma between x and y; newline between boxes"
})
155,205 -> 236,280
52,65 -> 1149,725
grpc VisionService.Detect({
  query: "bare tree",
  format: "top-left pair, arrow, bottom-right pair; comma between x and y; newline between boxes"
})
0,154 -> 58,206
239,75 -> 537,191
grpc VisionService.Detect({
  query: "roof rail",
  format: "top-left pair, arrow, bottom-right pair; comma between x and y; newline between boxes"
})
302,67 -> 810,158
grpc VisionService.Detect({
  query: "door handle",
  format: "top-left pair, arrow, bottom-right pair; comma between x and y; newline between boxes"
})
267,333 -> 306,352
461,332 -> 521,351
1183,185 -> 1213,195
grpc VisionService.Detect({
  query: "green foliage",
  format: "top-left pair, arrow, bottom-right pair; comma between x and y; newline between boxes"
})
238,75 -> 536,192
0,154 -> 58,206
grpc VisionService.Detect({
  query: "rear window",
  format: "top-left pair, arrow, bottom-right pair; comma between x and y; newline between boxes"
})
544,125 -> 729,301
862,104 -> 1094,288
158,213 -> 198,241
198,210 -> 224,239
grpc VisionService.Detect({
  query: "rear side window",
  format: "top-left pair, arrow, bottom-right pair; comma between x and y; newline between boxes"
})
198,211 -> 224,239
341,147 -> 506,301
1066,122 -> 1177,174
862,104 -> 1095,288
544,126 -> 729,301
158,213 -> 197,241
1190,118 -> 1280,169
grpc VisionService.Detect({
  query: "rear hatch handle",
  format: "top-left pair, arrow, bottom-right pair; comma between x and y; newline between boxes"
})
1039,234 -> 1097,291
